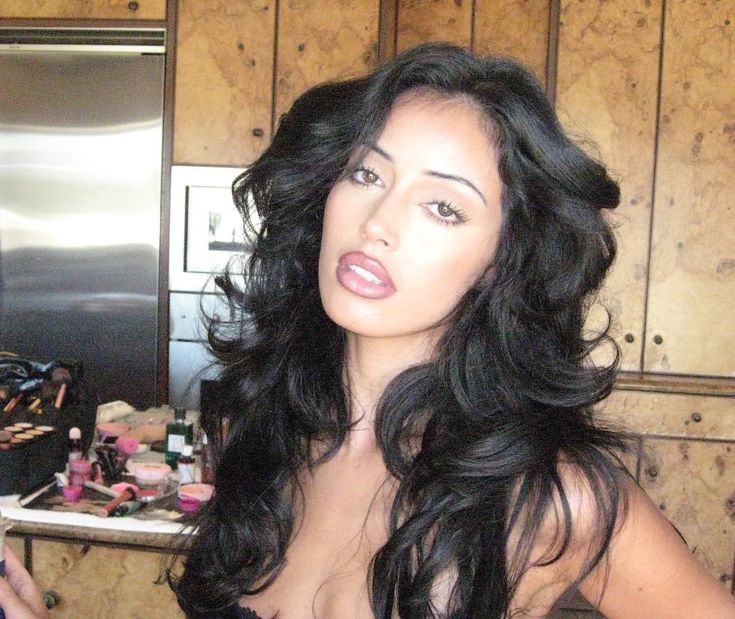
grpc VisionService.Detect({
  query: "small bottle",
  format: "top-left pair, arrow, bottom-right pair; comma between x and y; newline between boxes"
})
200,432 -> 213,484
165,407 -> 193,469
68,427 -> 83,464
177,445 -> 196,485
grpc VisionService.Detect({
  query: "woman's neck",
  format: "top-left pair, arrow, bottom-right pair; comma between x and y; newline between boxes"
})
343,331 -> 440,435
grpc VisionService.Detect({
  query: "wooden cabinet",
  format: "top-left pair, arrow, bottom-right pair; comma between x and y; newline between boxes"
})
5,533 -> 25,563
556,0 -> 735,377
171,0 -> 554,166
550,388 -> 735,618
556,0 -> 661,372
641,437 -> 735,586
395,0 -> 473,52
17,537 -> 182,618
601,389 -> 735,589
172,0 -> 275,166
473,0 -> 551,87
644,0 -> 735,376
274,0 -> 380,121
395,0 -> 551,87
173,0 -> 381,167
0,0 -> 166,19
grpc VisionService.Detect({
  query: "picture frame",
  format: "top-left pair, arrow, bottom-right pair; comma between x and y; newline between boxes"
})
169,165 -> 245,293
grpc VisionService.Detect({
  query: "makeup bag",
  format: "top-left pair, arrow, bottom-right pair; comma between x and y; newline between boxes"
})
0,356 -> 95,496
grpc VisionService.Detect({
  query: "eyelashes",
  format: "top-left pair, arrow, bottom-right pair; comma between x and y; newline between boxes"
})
346,165 -> 469,226
425,200 -> 468,226
348,165 -> 380,187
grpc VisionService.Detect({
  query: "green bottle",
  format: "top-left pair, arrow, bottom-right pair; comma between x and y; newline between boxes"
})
165,407 -> 193,469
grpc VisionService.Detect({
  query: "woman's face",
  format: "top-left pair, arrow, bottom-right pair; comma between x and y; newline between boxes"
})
318,93 -> 503,345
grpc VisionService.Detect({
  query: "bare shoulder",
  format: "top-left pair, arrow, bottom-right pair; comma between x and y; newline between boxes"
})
580,476 -> 735,618
508,465 -> 735,618
506,461 -> 623,617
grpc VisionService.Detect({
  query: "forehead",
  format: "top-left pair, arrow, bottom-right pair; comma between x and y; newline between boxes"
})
361,92 -> 501,202
370,91 -> 496,158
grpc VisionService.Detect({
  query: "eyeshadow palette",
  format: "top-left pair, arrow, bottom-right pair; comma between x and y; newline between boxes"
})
0,360 -> 95,497
0,405 -> 96,496
0,411 -> 65,495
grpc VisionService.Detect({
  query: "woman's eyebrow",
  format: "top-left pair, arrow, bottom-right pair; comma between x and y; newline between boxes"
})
367,142 -> 487,206
425,170 -> 487,206
368,142 -> 392,161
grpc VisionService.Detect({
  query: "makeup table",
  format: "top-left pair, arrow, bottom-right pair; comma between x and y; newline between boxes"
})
0,496 -> 187,618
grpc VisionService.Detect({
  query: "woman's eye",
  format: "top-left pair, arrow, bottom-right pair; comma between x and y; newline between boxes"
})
350,167 -> 380,186
426,200 -> 467,225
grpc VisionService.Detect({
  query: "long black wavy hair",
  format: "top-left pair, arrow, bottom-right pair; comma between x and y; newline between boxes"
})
171,42 -> 628,618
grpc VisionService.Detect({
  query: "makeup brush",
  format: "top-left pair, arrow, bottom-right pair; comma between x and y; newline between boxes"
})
97,483 -> 138,518
51,366 -> 72,409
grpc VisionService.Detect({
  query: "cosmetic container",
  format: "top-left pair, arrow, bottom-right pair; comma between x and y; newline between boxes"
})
69,458 -> 91,486
177,445 -> 196,484
132,462 -> 171,487
68,426 -> 83,463
112,500 -> 143,517
199,432 -> 213,483
165,407 -> 193,469
63,484 -> 83,502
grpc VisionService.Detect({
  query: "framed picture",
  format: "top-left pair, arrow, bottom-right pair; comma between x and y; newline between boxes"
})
184,184 -> 251,274
169,165 -> 245,292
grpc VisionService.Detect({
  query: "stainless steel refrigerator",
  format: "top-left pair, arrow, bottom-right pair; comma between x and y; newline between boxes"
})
0,28 -> 166,409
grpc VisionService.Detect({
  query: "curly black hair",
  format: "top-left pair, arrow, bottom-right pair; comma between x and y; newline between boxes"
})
171,42 -> 629,619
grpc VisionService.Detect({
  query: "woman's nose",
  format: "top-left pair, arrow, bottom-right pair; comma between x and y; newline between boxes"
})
359,195 -> 400,248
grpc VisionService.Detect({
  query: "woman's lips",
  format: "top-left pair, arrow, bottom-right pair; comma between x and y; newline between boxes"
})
336,252 -> 396,299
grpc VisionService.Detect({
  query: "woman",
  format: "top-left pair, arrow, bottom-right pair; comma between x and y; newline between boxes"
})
174,42 -> 734,618
1,43 -> 733,619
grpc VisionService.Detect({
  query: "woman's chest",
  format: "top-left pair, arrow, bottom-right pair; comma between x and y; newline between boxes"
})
242,451 -> 397,618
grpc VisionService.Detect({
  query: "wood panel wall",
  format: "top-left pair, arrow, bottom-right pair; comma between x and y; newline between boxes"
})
0,0 -> 166,19
170,0 -> 735,602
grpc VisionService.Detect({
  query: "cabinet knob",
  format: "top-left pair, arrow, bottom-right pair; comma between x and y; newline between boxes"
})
128,1 -> 139,11
44,590 -> 61,609
653,334 -> 663,345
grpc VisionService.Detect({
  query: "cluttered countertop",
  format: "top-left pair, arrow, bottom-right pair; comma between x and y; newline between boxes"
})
1,363 -> 212,549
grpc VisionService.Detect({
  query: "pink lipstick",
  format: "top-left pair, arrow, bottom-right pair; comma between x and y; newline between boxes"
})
336,252 -> 396,299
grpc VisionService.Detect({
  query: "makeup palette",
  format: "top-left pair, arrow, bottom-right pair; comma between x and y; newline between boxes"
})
0,358 -> 94,497
0,412 -> 63,495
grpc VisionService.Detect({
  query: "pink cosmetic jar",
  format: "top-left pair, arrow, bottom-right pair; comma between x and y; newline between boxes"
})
69,459 -> 91,486
131,462 -> 171,487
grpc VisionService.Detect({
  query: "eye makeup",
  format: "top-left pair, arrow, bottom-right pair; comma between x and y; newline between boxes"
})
0,422 -> 56,450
